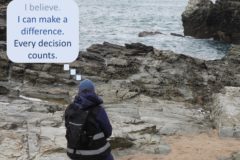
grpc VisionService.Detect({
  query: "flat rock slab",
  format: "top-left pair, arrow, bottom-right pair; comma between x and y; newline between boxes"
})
212,87 -> 240,137
0,97 -> 67,160
107,97 -> 210,137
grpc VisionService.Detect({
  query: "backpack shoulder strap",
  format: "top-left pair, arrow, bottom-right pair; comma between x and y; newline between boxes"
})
64,104 -> 74,127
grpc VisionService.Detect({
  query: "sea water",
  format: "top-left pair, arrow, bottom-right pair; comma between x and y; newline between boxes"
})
76,0 -> 230,60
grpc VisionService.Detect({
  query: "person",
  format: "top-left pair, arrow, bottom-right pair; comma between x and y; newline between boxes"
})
65,79 -> 114,160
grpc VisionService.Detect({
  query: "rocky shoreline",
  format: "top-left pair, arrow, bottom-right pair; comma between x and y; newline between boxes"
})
1,0 -> 240,159
1,41 -> 240,159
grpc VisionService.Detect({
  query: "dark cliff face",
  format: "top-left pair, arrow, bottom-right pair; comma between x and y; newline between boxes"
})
182,0 -> 240,44
182,0 -> 214,39
0,1 -> 8,41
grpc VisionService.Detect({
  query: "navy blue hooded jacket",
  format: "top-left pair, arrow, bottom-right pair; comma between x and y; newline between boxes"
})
73,92 -> 112,138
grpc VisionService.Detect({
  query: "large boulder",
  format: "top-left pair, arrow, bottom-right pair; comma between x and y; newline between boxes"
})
182,0 -> 214,38
182,0 -> 240,44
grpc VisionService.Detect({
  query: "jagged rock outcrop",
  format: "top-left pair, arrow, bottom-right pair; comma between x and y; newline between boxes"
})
2,42 -> 240,105
79,43 -> 240,105
182,0 -> 214,38
1,41 -> 240,159
182,0 -> 240,44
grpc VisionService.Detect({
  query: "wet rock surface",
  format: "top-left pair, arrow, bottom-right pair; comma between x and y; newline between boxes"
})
182,0 -> 240,44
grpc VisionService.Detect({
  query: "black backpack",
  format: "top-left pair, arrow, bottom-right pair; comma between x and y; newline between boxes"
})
64,103 -> 111,160
65,103 -> 90,148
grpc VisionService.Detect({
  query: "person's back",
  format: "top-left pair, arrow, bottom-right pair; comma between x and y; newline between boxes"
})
64,79 -> 114,160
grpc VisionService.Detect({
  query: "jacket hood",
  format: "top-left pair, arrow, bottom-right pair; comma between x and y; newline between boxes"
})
74,92 -> 103,109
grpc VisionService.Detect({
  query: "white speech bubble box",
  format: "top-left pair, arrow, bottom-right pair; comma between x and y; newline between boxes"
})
7,0 -> 79,63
